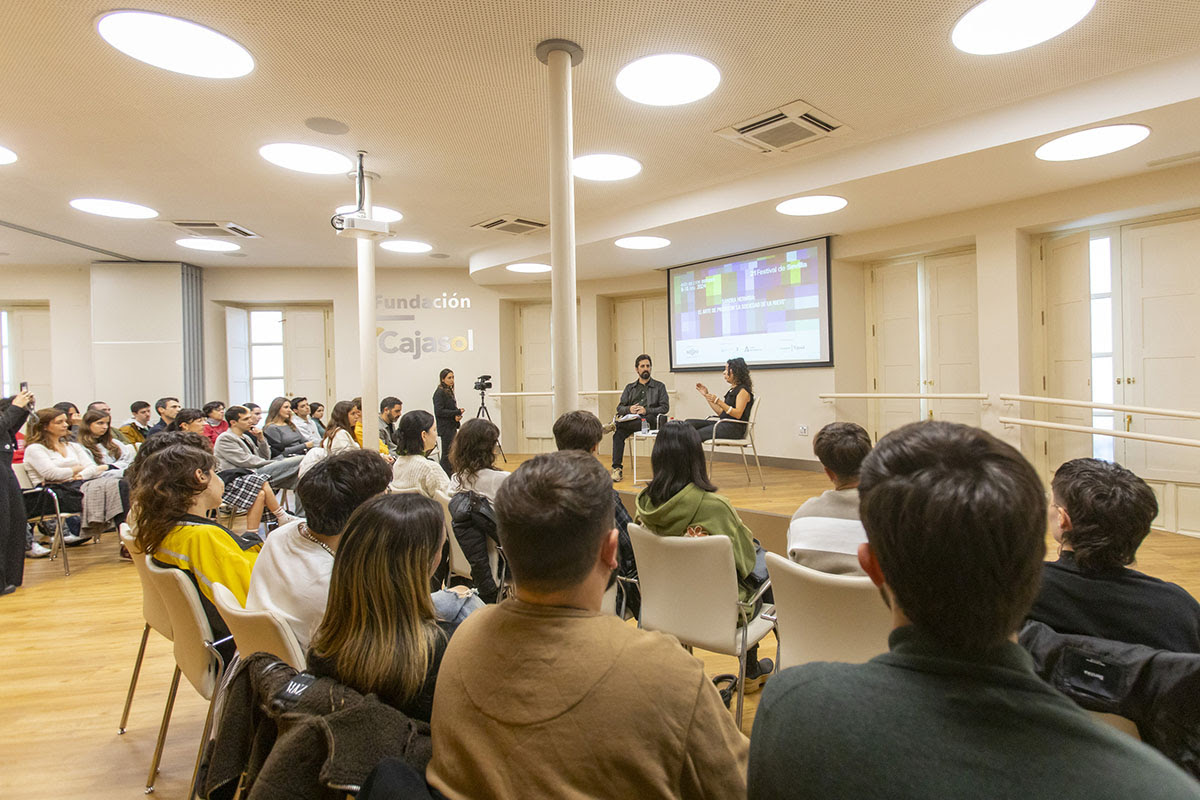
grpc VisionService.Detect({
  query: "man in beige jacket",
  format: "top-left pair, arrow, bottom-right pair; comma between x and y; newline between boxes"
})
427,450 -> 748,799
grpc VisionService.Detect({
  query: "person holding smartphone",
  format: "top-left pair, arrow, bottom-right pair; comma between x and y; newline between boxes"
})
1,387 -> 38,593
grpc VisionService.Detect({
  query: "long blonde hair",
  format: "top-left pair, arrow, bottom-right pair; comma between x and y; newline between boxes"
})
309,493 -> 444,704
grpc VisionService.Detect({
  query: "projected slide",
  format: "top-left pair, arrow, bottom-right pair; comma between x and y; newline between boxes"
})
669,237 -> 831,370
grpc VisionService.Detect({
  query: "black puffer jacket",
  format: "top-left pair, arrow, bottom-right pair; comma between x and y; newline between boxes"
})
449,490 -> 504,603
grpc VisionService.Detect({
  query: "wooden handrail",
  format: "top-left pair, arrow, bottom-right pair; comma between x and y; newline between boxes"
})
999,393 -> 1200,421
998,417 -> 1200,448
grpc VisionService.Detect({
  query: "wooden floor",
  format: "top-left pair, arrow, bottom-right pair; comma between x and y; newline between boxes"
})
3,454 -> 1198,799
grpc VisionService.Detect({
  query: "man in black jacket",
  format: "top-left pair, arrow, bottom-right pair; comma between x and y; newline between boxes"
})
609,354 -> 668,482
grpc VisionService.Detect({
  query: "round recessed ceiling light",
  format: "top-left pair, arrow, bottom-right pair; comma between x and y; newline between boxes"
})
616,236 -> 671,250
335,204 -> 403,223
775,195 -> 848,216
0,145 -> 17,165
381,240 -> 434,254
176,237 -> 240,252
616,54 -> 720,106
951,0 -> 1095,55
573,154 -> 642,181
1034,124 -> 1150,161
506,262 -> 552,273
70,198 -> 158,219
97,10 -> 254,78
260,143 -> 352,175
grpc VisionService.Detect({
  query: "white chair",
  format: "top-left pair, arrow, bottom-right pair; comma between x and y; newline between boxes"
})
211,582 -> 306,670
706,398 -> 765,489
764,552 -> 892,670
118,524 -> 174,735
143,559 -> 231,796
786,516 -> 868,575
628,523 -> 774,726
13,462 -> 76,575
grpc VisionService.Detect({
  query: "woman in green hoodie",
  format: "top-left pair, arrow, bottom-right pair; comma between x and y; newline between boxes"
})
634,422 -> 773,685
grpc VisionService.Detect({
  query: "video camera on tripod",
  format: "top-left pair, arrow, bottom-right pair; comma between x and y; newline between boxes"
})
474,374 -> 493,392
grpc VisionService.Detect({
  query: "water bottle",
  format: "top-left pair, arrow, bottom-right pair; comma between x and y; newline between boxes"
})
641,416 -> 649,434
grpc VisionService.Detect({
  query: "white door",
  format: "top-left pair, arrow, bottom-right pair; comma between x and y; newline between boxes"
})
5,307 -> 52,402
1043,232 -> 1093,470
283,308 -> 330,406
925,251 -> 980,427
225,306 -> 250,405
519,303 -> 553,446
644,296 -> 674,393
612,298 -> 645,395
870,260 -> 921,440
1121,216 -> 1200,483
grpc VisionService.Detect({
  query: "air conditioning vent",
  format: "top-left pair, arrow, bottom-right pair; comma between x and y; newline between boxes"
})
168,220 -> 261,238
717,100 -> 849,155
471,215 -> 548,235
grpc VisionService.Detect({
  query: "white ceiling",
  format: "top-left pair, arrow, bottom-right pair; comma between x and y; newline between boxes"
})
1,0 -> 1199,277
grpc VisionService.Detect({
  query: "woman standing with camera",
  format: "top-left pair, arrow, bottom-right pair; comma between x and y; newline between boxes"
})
433,369 -> 464,476
1,390 -> 37,591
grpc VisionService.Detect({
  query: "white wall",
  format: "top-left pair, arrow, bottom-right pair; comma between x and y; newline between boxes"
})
0,264 -> 92,408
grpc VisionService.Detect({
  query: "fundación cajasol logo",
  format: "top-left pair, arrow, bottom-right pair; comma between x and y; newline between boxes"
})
376,292 -> 474,360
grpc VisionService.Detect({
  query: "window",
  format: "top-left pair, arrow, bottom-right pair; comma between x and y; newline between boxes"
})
1089,237 -> 1115,461
0,310 -> 10,397
249,310 -> 285,410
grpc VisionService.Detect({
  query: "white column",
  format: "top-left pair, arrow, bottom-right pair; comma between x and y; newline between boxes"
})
976,226 -> 1034,453
540,39 -> 583,418
357,174 -> 380,454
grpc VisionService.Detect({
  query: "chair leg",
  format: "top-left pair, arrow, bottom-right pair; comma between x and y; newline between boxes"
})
146,667 -> 181,794
188,683 -> 223,800
741,447 -> 751,482
119,624 -> 151,733
53,501 -> 70,576
735,650 -> 747,728
752,440 -> 765,490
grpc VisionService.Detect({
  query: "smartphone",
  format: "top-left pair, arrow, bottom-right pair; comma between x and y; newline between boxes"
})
19,381 -> 28,393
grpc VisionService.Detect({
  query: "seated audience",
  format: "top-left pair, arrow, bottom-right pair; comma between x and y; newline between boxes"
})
427,451 -> 749,799
289,396 -> 321,445
1028,457 -> 1200,653
22,408 -> 110,545
131,443 -> 260,663
247,449 -> 392,650
118,400 -> 153,444
166,407 -> 207,435
787,421 -> 871,575
351,397 -> 393,457
307,493 -> 472,723
263,396 -> 317,459
147,396 -> 181,437
683,357 -> 754,441
309,402 -> 326,438
448,418 -> 508,500
379,396 -> 404,455
635,421 -> 771,682
77,408 -> 136,475
389,410 -> 451,498
322,399 -> 361,455
747,421 -> 1200,800
214,405 -> 302,491
201,401 -> 228,446
552,409 -> 639,616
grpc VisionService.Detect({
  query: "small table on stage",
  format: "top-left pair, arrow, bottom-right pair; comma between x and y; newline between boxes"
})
630,430 -> 657,485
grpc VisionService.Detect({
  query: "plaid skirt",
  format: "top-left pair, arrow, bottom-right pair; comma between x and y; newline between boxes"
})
222,473 -> 269,512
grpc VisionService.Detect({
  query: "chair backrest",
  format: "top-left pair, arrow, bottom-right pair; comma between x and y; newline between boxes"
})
390,486 -> 421,494
143,557 -> 222,699
786,516 -> 868,567
211,582 -> 306,670
765,551 -> 891,670
12,462 -> 34,490
120,524 -> 172,640
627,523 -> 741,653
435,491 -> 472,579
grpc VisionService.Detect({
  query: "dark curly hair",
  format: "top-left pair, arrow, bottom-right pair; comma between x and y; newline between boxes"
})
132,444 -> 218,555
449,418 -> 500,485
1052,458 -> 1158,573
726,357 -> 752,393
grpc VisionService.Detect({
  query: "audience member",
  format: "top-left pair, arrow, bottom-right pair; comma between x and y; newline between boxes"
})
201,401 -> 228,446
432,369 -> 463,475
86,401 -> 111,415
389,410 -> 451,498
350,397 -> 392,456
309,402 -> 326,437
787,421 -> 872,575
747,421 -> 1200,800
214,405 -> 303,491
53,401 -> 82,440
379,396 -> 404,455
321,399 -> 361,454
684,357 -> 755,441
307,493 -> 476,723
1028,457 -> 1200,653
147,396 -> 181,437
131,443 -> 259,663
166,408 -> 206,435
609,354 -> 669,482
635,421 -> 771,684
118,401 -> 153,444
553,409 -> 639,616
427,451 -> 748,799
448,419 -> 508,500
1,390 -> 37,583
247,449 -> 392,650
263,397 -> 317,459
22,408 -> 106,545
289,396 -> 322,445
77,409 -> 136,475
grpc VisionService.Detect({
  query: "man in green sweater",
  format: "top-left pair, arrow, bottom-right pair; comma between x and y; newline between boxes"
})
749,420 -> 1200,800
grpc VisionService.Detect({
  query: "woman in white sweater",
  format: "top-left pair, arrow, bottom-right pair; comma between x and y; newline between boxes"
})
77,409 -> 135,475
389,410 -> 451,498
22,408 -> 109,544
320,400 -> 362,456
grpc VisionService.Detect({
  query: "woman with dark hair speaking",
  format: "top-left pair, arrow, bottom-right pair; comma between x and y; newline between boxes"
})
432,369 -> 464,475
685,357 -> 755,441
390,410 -> 451,499
634,421 -> 772,686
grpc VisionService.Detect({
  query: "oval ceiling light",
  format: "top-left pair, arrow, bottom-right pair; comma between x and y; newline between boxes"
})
0,145 -> 17,165
381,240 -> 433,254
506,262 -> 552,273
335,204 -> 403,223
951,0 -> 1095,55
70,198 -> 158,219
176,237 -> 240,252
616,54 -> 720,106
573,154 -> 642,181
616,236 -> 670,250
1034,124 -> 1150,161
97,10 -> 254,78
259,143 -> 352,175
775,195 -> 848,216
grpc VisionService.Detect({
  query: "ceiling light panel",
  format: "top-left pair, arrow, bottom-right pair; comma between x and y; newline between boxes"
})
97,11 -> 254,78
616,54 -> 720,106
506,262 -> 552,273
260,143 -> 352,174
177,237 -> 239,251
951,0 -> 1096,55
775,195 -> 848,216
70,198 -> 158,219
573,154 -> 642,181
616,236 -> 670,249
0,145 -> 16,165
381,240 -> 433,253
1035,124 -> 1150,161
336,205 -> 403,223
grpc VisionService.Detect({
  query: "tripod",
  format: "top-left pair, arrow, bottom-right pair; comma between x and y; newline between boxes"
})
476,388 -> 506,462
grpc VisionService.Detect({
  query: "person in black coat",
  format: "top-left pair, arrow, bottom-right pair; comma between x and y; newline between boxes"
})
0,390 -> 35,594
432,369 -> 464,476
